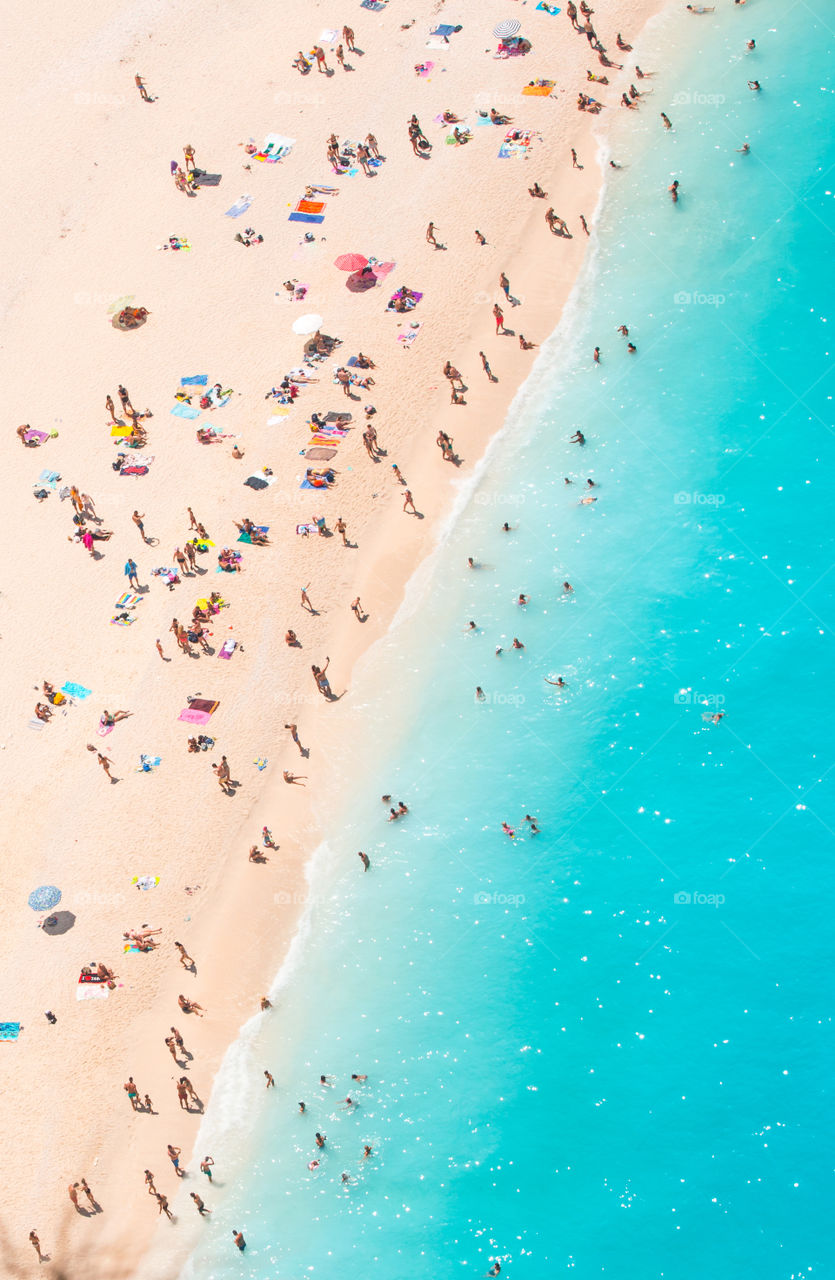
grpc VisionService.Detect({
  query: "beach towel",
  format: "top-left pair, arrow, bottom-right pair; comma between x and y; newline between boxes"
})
361,0 -> 386,9
62,682 -> 91,700
126,453 -> 154,467
171,403 -> 201,419
0,1023 -> 20,1040
28,718 -> 46,731
431,23 -> 460,37
398,321 -> 423,347
267,410 -> 291,423
305,447 -> 338,461
244,475 -> 268,490
310,434 -> 344,445
476,113 -> 494,125
419,61 -> 435,77
181,374 -> 208,385
224,196 -> 252,218
536,2 -> 561,12
115,593 -> 141,609
179,708 -> 211,724
97,722 -> 114,737
324,412 -> 352,423
136,754 -> 161,772
320,27 -> 339,41
387,289 -> 423,310
289,212 -> 325,225
123,942 -> 143,953
254,757 -> 268,771
77,982 -> 109,1000
35,468 -> 60,490
522,80 -> 555,95
110,423 -> 135,437
218,638 -> 237,659
119,465 -> 149,477
24,429 -> 49,444
111,614 -> 137,626
192,171 -> 222,186
297,199 -> 325,214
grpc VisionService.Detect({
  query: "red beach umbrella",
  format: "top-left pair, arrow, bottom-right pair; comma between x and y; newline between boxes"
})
371,261 -> 396,278
334,253 -> 369,272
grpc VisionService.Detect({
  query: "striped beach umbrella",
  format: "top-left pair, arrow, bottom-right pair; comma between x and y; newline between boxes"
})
493,17 -> 521,38
28,885 -> 62,912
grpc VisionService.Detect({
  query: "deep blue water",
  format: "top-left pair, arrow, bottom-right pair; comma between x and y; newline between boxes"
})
180,3 -> 835,1276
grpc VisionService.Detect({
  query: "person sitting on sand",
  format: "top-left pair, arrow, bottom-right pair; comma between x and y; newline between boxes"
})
35,703 -> 52,722
285,629 -> 299,646
217,547 -> 242,572
490,108 -> 512,125
528,182 -> 547,198
293,51 -> 311,73
100,709 -> 131,726
442,109 -> 461,123
178,994 -> 206,1016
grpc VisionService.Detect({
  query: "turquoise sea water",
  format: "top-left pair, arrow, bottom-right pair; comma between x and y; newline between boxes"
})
181,4 -> 835,1277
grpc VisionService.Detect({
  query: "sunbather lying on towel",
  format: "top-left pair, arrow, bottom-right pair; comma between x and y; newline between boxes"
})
235,517 -> 269,544
306,468 -> 335,487
218,547 -> 242,572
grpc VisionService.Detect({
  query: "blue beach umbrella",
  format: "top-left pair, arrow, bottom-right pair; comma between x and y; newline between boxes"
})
28,885 -> 62,912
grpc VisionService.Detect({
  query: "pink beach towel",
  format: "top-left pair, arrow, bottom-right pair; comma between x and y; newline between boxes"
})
178,708 -> 212,725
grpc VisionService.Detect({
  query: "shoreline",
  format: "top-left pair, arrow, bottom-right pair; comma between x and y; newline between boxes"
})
0,0 -> 675,1274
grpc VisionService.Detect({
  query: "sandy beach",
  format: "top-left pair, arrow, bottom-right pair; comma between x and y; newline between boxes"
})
0,0 -> 668,1272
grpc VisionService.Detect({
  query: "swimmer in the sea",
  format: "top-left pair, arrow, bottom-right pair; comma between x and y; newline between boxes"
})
545,676 -> 566,687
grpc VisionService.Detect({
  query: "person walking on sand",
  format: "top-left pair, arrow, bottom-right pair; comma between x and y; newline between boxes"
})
132,510 -> 148,542
213,755 -> 232,792
168,1144 -> 185,1177
343,24 -> 356,50
443,360 -> 463,387
313,45 -> 329,73
336,43 -> 346,68
175,941 -> 194,969
426,221 -> 440,248
176,1080 -> 190,1110
68,1183 -> 81,1212
335,516 -> 350,547
80,1179 -> 97,1210
156,1192 -> 172,1219
479,351 -> 496,382
493,303 -> 506,334
366,132 -> 380,158
144,1169 -> 156,1194
285,723 -> 305,754
571,147 -> 583,168
499,272 -> 516,305
29,1230 -> 43,1261
97,752 -> 115,781
403,490 -> 417,515
351,597 -> 366,621
106,394 -> 117,421
124,1077 -> 141,1109
134,73 -> 152,101
301,583 -> 315,612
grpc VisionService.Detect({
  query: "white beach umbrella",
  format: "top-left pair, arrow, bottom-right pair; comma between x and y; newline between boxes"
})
292,313 -> 323,336
493,17 -> 521,38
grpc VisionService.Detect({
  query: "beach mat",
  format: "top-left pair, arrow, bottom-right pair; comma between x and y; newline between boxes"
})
171,403 -> 201,419
190,698 -> 219,714
305,447 -> 338,461
297,199 -> 325,214
289,212 -> 325,224
0,1022 -> 20,1041
536,2 -> 561,11
225,197 -> 252,218
193,171 -> 222,186
218,639 -> 237,659
522,81 -> 555,95
181,374 -> 208,385
77,983 -> 109,1001
178,708 -> 212,725
62,682 -> 91,699
245,475 -> 268,490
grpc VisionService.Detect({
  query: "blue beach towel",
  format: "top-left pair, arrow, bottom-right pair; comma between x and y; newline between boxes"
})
536,2 -> 561,12
361,0 -> 386,9
289,212 -> 325,224
181,374 -> 208,386
0,1023 -> 20,1041
61,682 -> 91,700
171,403 -> 202,419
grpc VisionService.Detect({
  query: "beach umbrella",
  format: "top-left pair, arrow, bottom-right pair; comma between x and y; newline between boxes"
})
292,313 -> 323,336
28,885 -> 62,912
334,253 -> 368,272
493,17 -> 521,38
371,261 -> 396,278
